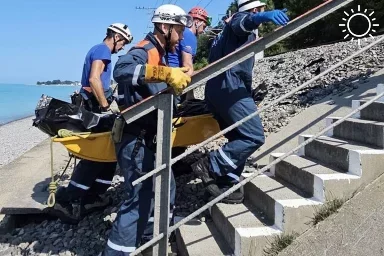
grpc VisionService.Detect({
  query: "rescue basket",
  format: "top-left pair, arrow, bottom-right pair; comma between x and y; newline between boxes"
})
52,113 -> 220,162
33,97 -> 220,162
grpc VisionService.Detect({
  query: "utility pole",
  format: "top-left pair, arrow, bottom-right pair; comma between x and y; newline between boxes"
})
135,6 -> 156,10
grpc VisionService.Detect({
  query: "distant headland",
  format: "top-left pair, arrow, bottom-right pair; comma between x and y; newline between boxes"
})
36,80 -> 80,86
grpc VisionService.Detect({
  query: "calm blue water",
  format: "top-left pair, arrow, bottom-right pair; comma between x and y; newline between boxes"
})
0,84 -> 81,125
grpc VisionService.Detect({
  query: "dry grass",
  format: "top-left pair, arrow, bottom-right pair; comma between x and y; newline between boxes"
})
310,198 -> 345,226
263,233 -> 298,256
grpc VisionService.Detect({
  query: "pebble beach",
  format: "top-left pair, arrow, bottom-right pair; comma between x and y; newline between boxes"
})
0,117 -> 48,168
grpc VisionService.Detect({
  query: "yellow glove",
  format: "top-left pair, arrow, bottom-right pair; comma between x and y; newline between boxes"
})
144,65 -> 191,95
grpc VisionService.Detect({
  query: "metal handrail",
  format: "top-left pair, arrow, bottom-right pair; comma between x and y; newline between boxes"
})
131,88 -> 384,255
115,0 -> 384,254
129,0 -> 358,186
131,35 -> 384,187
183,0 -> 355,94
120,0 -> 354,117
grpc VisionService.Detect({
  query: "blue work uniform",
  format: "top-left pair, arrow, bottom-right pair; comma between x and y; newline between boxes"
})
103,32 -> 176,256
81,43 -> 112,91
167,28 -> 197,67
57,43 -> 117,206
205,12 -> 265,185
168,28 -> 197,103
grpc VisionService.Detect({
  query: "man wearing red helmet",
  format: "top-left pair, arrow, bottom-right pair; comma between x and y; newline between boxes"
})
167,6 -> 211,100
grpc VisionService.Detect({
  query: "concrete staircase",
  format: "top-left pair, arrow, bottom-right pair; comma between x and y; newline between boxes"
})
175,84 -> 384,256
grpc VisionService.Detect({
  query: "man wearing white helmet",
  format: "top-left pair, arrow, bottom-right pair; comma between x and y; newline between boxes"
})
80,23 -> 133,113
50,23 -> 133,224
191,0 -> 289,204
101,4 -> 192,256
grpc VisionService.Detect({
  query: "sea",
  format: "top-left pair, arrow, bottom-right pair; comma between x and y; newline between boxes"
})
0,83 -> 81,125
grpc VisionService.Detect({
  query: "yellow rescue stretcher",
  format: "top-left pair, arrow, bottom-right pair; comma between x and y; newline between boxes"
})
53,114 -> 220,162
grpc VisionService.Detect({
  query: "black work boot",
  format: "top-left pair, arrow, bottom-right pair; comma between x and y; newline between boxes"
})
204,186 -> 244,204
80,194 -> 112,217
191,156 -> 222,198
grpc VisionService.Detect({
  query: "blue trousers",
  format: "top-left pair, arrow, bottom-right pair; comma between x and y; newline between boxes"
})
103,133 -> 175,255
205,79 -> 265,185
62,160 -> 117,202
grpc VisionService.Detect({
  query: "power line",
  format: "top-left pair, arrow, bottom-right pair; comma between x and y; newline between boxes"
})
196,0 -> 204,6
204,0 -> 214,8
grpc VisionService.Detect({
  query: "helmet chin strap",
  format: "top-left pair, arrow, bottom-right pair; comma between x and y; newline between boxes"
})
112,34 -> 126,54
112,36 -> 118,54
194,21 -> 203,36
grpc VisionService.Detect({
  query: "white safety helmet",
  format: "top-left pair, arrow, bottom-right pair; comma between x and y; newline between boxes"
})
107,23 -> 133,43
151,4 -> 193,28
238,0 -> 267,12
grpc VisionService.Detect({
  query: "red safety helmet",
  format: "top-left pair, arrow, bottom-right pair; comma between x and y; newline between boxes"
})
188,7 -> 212,26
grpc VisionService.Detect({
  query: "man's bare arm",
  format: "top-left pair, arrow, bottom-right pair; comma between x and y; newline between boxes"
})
182,51 -> 194,76
89,60 -> 109,108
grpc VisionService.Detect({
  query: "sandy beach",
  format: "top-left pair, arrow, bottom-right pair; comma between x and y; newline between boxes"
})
0,117 -> 48,167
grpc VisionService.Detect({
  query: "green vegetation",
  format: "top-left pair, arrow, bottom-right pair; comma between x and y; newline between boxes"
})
193,0 -> 384,70
311,198 -> 345,226
37,80 -> 79,85
263,233 -> 298,256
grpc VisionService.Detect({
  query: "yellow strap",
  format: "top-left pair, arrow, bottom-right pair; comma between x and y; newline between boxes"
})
47,136 -> 57,207
47,132 -> 77,207
58,129 -> 91,139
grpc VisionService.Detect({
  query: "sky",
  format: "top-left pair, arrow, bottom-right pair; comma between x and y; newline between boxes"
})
0,0 -> 231,85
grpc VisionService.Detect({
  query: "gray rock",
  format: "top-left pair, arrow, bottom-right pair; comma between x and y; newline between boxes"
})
29,240 -> 42,251
76,228 -> 86,234
10,237 -> 21,245
0,247 -> 17,256
69,238 -> 76,247
18,242 -> 29,250
48,233 -> 60,240
53,238 -> 63,246
65,229 -> 73,238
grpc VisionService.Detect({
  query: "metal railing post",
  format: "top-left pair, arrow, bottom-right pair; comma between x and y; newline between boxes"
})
152,94 -> 173,256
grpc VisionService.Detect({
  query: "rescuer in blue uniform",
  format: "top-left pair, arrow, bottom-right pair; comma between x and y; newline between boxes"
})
191,0 -> 290,204
51,23 -> 133,224
168,6 -> 211,102
101,4 -> 193,256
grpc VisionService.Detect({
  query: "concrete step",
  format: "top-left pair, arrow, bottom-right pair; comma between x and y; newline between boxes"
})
352,100 -> 384,122
175,217 -> 233,256
299,135 -> 384,183
326,117 -> 384,148
210,201 -> 281,256
270,154 -> 360,202
243,173 -> 322,234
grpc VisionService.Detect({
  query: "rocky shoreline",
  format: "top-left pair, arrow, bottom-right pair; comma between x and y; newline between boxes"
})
0,37 -> 383,255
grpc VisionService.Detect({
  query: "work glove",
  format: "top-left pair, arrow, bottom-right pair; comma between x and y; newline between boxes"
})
145,65 -> 191,95
107,100 -> 120,114
100,100 -> 120,114
252,9 -> 289,26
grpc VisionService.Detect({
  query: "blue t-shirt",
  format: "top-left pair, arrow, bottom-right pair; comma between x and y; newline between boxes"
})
81,43 -> 112,91
168,29 -> 197,67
